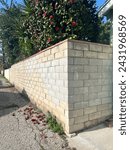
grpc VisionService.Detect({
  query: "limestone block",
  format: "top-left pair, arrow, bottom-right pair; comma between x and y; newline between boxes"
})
89,112 -> 101,120
74,101 -> 88,109
44,61 -> 51,68
75,115 -> 89,124
101,85 -> 112,91
69,118 -> 75,125
52,59 -> 59,66
55,66 -> 63,72
47,54 -> 54,61
102,45 -> 113,53
103,60 -> 112,66
73,42 -> 89,51
89,59 -> 103,66
68,87 -> 74,95
58,41 -> 68,51
84,106 -> 97,115
98,53 -> 109,59
68,73 -> 74,80
109,54 -> 113,59
68,65 -> 84,72
55,80 -> 64,87
59,73 -> 68,80
44,49 -> 51,56
88,92 -> 98,100
101,73 -> 112,79
68,41 -> 74,49
69,123 -> 84,133
98,104 -> 110,111
101,109 -> 112,117
84,79 -> 98,86
74,73 -> 89,80
89,73 -> 102,79
88,86 -> 102,93
74,58 -> 89,65
51,47 -> 59,54
68,58 -> 74,64
41,57 -> 47,62
54,52 -> 63,59
102,97 -> 112,104
69,109 -> 83,118
90,43 -> 103,52
98,66 -> 110,72
85,119 -> 98,128
63,66 -> 68,73
68,94 -> 84,103
84,51 -> 98,58
84,66 -> 98,73
59,58 -> 67,66
63,50 -> 68,57
68,80 -> 83,87
68,50 -> 83,57
98,91 -> 110,98
89,99 -> 102,106
73,87 -> 88,94
64,80 -> 68,88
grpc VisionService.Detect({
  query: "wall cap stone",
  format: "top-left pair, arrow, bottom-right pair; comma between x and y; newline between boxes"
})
12,39 -> 112,67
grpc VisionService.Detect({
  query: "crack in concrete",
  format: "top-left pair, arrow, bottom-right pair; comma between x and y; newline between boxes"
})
14,112 -> 45,149
34,133 -> 45,150
16,117 -> 20,131
23,114 -> 45,150
24,117 -> 34,133
13,114 -> 20,131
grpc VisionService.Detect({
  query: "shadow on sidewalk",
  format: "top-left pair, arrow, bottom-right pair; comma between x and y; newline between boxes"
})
0,89 -> 29,117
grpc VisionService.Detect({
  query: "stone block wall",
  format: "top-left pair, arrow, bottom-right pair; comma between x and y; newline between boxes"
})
7,39 -> 113,134
9,40 -> 69,132
67,40 -> 113,133
4,69 -> 10,81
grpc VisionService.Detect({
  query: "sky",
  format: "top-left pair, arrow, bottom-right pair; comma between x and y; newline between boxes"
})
96,0 -> 106,8
0,0 -> 106,9
16,0 -> 106,7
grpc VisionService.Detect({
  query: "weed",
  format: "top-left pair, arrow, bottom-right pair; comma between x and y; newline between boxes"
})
47,113 -> 64,135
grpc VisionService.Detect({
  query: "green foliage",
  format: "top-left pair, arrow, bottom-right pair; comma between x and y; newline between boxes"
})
0,0 -> 34,67
23,0 -> 100,51
98,19 -> 112,45
47,113 -> 64,135
0,0 -> 103,66
0,1 -> 21,67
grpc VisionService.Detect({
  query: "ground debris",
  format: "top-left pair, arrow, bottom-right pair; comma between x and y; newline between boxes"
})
18,104 -> 71,150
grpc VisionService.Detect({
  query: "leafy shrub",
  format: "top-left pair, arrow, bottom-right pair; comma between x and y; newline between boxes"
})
23,0 -> 100,51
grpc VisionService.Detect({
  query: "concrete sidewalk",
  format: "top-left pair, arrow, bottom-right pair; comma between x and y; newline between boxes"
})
68,123 -> 113,150
0,75 -> 41,150
0,75 -> 28,117
0,74 -> 12,88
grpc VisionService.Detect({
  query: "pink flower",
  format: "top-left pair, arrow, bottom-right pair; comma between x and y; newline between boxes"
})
68,0 -> 75,3
47,38 -> 51,43
71,21 -> 77,27
50,22 -> 54,25
43,12 -> 47,17
55,26 -> 60,31
35,0 -> 39,5
50,15 -> 54,19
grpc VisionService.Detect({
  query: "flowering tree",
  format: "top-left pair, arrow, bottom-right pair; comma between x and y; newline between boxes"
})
23,0 -> 99,51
